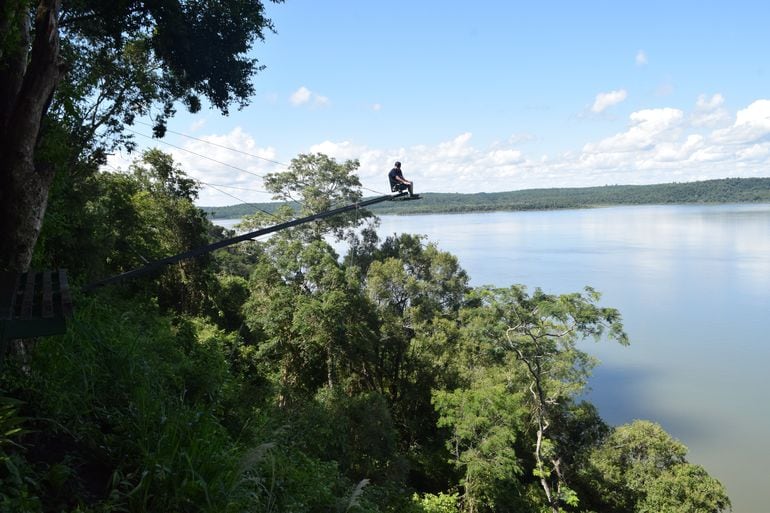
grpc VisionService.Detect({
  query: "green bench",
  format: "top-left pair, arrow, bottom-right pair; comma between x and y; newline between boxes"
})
0,270 -> 73,362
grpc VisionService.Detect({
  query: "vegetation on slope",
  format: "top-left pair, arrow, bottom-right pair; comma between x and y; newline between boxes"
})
0,151 -> 731,513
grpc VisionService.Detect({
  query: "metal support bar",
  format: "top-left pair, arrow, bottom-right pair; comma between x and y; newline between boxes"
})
84,193 -> 405,291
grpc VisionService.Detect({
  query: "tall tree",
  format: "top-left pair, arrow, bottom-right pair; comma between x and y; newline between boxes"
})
261,152 -> 376,242
465,285 -> 628,512
433,368 -> 528,513
0,0 -> 281,272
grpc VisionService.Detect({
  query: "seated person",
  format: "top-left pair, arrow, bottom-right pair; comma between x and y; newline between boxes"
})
388,161 -> 415,196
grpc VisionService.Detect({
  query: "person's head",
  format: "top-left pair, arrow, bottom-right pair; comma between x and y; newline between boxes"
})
394,161 -> 401,168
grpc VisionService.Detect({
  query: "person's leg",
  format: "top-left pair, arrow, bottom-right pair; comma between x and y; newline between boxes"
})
407,182 -> 414,196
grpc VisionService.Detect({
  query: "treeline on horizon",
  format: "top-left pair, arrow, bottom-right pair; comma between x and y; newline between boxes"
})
202,176 -> 770,219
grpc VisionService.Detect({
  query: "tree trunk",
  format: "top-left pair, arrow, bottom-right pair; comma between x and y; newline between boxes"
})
0,1 -> 63,272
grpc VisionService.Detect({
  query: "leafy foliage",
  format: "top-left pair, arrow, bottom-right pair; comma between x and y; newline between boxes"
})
259,152 -> 377,241
433,369 -> 527,512
52,0 -> 282,150
581,420 -> 731,513
3,150 -> 732,512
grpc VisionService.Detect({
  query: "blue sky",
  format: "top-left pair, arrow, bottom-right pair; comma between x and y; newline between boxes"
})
108,1 -> 770,206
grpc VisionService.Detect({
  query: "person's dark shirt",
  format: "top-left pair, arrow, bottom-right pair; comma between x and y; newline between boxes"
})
388,167 -> 403,188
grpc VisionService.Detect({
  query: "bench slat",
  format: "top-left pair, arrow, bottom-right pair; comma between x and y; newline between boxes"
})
58,270 -> 73,317
42,270 -> 53,318
20,273 -> 36,319
1,270 -> 73,343
0,273 -> 21,321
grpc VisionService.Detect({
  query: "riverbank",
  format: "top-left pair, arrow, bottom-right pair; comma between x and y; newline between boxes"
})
201,177 -> 770,219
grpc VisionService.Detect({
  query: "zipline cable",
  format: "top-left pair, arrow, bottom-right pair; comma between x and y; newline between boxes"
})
124,127 -> 268,180
134,120 -> 289,167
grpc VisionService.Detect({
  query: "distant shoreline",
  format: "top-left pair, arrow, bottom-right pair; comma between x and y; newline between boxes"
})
201,177 -> 770,219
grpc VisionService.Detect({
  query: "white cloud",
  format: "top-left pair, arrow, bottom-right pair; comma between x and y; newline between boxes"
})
736,143 -> 770,161
591,89 -> 628,113
691,93 -> 729,127
104,96 -> 770,206
584,108 -> 684,153
735,99 -> 770,129
189,118 -> 207,132
290,86 -> 311,106
371,103 -> 382,112
486,149 -> 524,166
167,127 -> 282,205
290,86 -> 330,107
258,98 -> 770,200
636,50 -> 648,66
713,99 -> 770,144
697,93 -> 725,110
437,132 -> 474,158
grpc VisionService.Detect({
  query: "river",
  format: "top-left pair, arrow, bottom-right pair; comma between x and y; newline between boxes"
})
217,203 -> 770,513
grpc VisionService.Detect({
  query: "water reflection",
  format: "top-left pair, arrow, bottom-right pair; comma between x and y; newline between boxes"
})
215,204 -> 770,512
375,204 -> 770,513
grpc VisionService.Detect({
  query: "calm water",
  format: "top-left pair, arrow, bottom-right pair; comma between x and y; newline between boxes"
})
218,204 -> 770,512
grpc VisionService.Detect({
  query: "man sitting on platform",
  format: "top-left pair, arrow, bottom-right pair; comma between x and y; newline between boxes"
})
388,161 -> 417,197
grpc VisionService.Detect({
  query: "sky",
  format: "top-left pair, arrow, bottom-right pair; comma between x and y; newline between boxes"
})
107,0 -> 770,206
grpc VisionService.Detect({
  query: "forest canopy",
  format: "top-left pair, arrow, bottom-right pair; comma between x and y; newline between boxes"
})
0,2 -> 731,511
1,148 -> 731,512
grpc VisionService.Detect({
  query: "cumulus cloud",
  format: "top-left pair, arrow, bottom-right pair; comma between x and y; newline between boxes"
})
735,99 -> 770,129
636,50 -> 648,66
290,86 -> 311,105
713,99 -> 770,144
165,127 -> 282,205
691,93 -> 729,127
361,98 -> 770,193
106,95 -> 770,206
251,97 -> 770,199
584,108 -> 684,154
591,89 -> 628,113
290,86 -> 330,107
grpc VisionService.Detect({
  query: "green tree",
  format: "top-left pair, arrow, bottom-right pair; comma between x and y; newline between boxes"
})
261,152 -> 376,241
460,285 -> 627,512
411,491 -> 461,513
0,0 -> 281,272
35,149 -> 216,311
129,150 -> 215,311
363,235 -> 469,423
583,420 -> 730,513
433,368 -> 528,513
244,239 -> 379,400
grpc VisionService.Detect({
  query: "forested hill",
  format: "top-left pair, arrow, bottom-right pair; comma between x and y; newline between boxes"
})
201,177 -> 770,218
